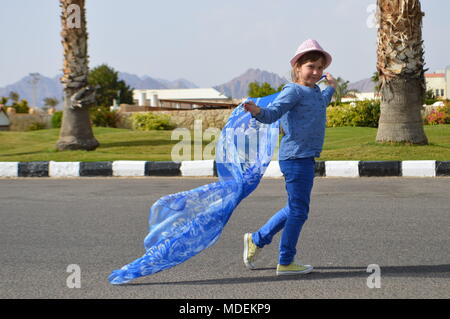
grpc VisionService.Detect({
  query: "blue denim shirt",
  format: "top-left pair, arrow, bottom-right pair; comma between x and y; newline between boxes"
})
253,82 -> 335,160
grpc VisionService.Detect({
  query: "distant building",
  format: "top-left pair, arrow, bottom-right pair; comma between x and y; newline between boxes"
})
0,107 -> 11,131
342,92 -> 379,102
133,88 -> 230,107
342,66 -> 450,103
425,67 -> 450,99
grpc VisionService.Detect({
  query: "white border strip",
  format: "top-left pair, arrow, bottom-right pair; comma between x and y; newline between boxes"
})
402,160 -> 436,177
181,160 -> 214,176
112,160 -> 146,177
0,162 -> 18,177
49,161 -> 80,177
263,161 -> 283,178
325,161 -> 360,177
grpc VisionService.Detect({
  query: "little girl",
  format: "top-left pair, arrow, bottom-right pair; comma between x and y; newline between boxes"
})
243,39 -> 337,276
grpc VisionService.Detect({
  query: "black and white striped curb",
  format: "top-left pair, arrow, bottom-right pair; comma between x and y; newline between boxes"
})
0,160 -> 449,178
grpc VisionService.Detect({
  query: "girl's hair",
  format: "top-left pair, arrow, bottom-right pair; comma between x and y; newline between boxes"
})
291,50 -> 326,82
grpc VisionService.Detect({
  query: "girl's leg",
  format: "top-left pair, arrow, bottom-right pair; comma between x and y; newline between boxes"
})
252,203 -> 289,248
278,158 -> 315,265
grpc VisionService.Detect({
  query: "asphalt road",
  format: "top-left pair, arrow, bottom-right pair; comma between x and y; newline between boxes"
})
0,177 -> 449,299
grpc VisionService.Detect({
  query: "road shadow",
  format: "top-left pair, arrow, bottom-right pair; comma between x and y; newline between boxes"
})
121,264 -> 450,286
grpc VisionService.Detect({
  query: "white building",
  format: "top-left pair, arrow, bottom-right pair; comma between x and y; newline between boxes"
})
0,107 -> 11,131
425,66 -> 450,99
342,66 -> 450,103
133,88 -> 230,107
341,92 -> 378,103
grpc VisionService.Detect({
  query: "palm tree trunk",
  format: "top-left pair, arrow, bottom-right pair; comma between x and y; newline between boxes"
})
56,0 -> 99,151
375,0 -> 428,144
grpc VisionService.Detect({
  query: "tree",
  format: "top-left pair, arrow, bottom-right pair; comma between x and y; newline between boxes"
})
11,100 -> 30,114
4,92 -> 29,113
56,0 -> 99,151
423,89 -> 438,105
43,97 -> 59,113
328,77 -> 359,106
371,71 -> 381,93
88,64 -> 134,107
44,97 -> 59,107
375,0 -> 428,144
9,91 -> 20,103
248,82 -> 284,98
425,89 -> 435,100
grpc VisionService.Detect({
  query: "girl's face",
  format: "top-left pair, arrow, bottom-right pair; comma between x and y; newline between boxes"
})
295,58 -> 325,88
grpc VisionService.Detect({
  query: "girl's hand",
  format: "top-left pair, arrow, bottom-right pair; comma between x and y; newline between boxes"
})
243,100 -> 261,116
325,73 -> 337,89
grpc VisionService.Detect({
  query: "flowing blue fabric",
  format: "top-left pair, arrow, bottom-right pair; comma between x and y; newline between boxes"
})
108,92 -> 280,284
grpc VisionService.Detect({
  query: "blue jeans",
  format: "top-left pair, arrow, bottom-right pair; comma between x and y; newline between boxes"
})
252,157 -> 315,265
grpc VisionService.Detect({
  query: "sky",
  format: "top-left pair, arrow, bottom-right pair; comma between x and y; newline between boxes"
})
0,0 -> 449,88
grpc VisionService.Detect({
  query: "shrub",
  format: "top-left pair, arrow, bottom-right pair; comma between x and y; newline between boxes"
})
326,104 -> 353,127
51,111 -> 63,128
28,122 -> 46,131
425,105 -> 450,125
351,100 -> 380,127
326,100 -> 380,128
11,100 -> 30,113
424,98 -> 438,105
90,107 -> 119,128
131,112 -> 175,131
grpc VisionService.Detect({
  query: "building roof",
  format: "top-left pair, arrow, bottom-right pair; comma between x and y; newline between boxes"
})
133,88 -> 229,100
425,73 -> 445,78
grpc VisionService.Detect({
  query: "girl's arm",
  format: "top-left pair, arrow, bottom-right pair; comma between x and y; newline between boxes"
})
322,73 -> 336,106
325,73 -> 337,89
243,84 -> 300,124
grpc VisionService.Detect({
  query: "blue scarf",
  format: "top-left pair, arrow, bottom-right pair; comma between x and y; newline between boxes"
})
108,92 -> 280,284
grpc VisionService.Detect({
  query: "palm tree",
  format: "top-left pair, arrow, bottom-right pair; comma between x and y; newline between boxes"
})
9,91 -> 20,103
329,77 -> 359,105
375,0 -> 428,144
56,0 -> 99,151
0,97 -> 9,106
371,71 -> 381,94
43,97 -> 60,113
44,97 -> 59,108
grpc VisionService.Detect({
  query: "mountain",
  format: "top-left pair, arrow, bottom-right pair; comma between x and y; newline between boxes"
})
0,73 -> 64,108
118,73 -> 198,90
0,72 -> 198,108
117,72 -> 166,90
348,77 -> 375,93
155,78 -> 198,89
214,68 -> 289,99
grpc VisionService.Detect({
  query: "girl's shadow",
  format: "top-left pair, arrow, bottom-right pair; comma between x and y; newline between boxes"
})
121,264 -> 450,286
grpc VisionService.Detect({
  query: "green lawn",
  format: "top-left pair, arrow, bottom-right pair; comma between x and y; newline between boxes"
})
0,125 -> 449,162
321,125 -> 450,161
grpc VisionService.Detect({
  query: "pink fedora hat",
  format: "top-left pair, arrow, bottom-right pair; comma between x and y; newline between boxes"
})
290,39 -> 332,69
